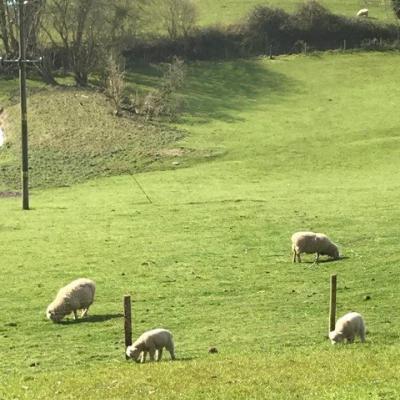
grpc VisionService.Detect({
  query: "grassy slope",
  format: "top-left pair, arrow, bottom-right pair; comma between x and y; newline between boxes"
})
196,0 -> 397,25
0,83 -> 193,191
1,52 -> 400,398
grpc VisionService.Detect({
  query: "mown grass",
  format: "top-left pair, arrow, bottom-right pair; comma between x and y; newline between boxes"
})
196,0 -> 399,26
1,51 -> 400,398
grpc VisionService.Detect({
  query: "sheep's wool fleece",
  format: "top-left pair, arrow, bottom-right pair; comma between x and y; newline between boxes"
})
133,328 -> 173,348
47,278 -> 95,318
335,312 -> 365,334
291,231 -> 334,253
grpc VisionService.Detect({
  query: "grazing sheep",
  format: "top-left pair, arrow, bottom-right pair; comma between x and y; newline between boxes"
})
329,312 -> 366,344
291,231 -> 339,263
46,278 -> 96,322
126,328 -> 175,363
356,8 -> 368,17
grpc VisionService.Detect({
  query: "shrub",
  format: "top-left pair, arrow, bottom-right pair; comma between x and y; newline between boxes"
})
105,55 -> 126,116
292,1 -> 399,50
392,0 -> 400,19
123,26 -> 243,62
293,1 -> 348,49
243,6 -> 292,54
157,0 -> 198,39
185,26 -> 244,59
143,57 -> 186,120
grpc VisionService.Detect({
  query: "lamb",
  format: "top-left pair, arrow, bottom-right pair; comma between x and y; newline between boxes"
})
46,278 -> 96,322
126,328 -> 175,363
329,312 -> 366,344
356,8 -> 368,17
291,231 -> 339,263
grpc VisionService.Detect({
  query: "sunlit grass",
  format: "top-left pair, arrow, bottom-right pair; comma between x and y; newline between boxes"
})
1,51 -> 400,398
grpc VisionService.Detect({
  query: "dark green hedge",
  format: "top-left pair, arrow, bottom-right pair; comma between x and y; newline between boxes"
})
123,1 -> 400,63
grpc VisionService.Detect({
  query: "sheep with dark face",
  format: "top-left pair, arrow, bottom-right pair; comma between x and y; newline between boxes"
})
329,312 -> 366,344
126,328 -> 175,363
46,278 -> 96,322
291,231 -> 339,263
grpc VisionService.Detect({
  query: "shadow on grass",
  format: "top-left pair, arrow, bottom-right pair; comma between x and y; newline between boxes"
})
127,357 -> 196,364
182,60 -> 299,123
301,256 -> 349,265
126,59 -> 299,124
319,255 -> 349,264
59,313 -> 123,325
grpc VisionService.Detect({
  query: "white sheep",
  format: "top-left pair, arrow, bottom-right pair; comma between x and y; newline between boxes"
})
291,231 -> 339,263
329,312 -> 366,344
46,278 -> 96,322
356,8 -> 368,17
126,328 -> 175,363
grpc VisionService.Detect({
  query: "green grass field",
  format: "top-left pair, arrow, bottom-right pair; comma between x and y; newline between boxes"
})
196,0 -> 398,26
1,51 -> 400,398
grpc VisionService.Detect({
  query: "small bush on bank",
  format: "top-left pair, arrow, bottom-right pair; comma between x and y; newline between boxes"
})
142,57 -> 186,120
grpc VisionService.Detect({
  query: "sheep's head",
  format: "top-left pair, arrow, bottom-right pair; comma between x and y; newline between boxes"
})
322,243 -> 339,260
126,345 -> 141,362
331,246 -> 340,260
329,330 -> 344,344
46,304 -> 64,323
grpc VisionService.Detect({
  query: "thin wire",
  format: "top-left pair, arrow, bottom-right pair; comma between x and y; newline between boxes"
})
131,174 -> 152,204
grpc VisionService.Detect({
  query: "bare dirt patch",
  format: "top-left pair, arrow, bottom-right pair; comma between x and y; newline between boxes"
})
0,191 -> 21,198
156,147 -> 187,157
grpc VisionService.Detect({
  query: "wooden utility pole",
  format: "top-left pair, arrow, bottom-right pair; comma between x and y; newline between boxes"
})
0,0 -> 41,210
19,0 -> 29,210
329,274 -> 337,333
124,295 -> 132,360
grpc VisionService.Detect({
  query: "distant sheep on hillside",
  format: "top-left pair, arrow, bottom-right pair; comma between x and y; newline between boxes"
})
329,312 -> 366,344
46,278 -> 96,322
356,8 -> 368,17
126,328 -> 175,363
291,231 -> 339,263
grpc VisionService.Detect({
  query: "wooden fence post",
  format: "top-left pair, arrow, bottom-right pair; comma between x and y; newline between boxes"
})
124,295 -> 132,360
329,274 -> 337,334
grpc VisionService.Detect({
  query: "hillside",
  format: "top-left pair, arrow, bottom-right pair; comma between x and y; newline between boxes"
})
196,0 -> 398,26
0,85 -> 191,191
1,51 -> 400,398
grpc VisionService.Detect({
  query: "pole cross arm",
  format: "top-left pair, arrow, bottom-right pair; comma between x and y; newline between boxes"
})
0,56 -> 43,66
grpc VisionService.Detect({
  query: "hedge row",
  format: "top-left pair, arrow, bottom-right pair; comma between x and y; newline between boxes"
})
123,1 -> 400,63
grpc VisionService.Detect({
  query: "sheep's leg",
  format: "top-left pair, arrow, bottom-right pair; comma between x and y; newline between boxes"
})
141,351 -> 147,363
81,308 -> 89,317
157,348 -> 163,361
73,310 -> 78,320
359,327 -> 366,343
347,336 -> 355,344
167,342 -> 176,360
297,253 -> 302,263
149,346 -> 156,362
315,253 -> 320,263
292,250 -> 297,263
